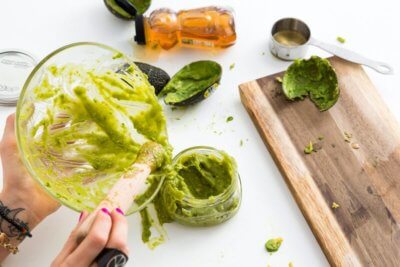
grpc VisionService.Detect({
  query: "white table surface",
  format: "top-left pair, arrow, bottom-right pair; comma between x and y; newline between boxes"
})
1,0 -> 399,266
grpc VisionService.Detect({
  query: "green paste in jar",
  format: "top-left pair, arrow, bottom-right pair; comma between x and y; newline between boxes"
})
138,147 -> 241,248
172,152 -> 233,198
159,148 -> 241,226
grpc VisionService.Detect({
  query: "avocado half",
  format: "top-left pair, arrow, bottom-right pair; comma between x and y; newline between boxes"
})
282,56 -> 339,111
159,60 -> 223,106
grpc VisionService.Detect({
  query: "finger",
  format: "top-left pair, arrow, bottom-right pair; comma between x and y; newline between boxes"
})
2,113 -> 15,141
79,210 -> 90,224
106,209 -> 129,255
1,114 -> 16,156
64,209 -> 112,267
52,211 -> 89,266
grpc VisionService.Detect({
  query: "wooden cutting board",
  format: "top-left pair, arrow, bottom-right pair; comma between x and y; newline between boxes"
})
239,57 -> 400,267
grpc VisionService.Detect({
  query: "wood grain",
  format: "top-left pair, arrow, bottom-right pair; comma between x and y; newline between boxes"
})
239,57 -> 400,267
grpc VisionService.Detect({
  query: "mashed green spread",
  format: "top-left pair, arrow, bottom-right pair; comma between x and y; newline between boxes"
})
283,56 -> 339,111
137,148 -> 241,248
18,61 -> 171,212
172,153 -> 233,198
337,36 -> 346,44
265,237 -> 283,253
140,208 -> 153,242
159,148 -> 241,226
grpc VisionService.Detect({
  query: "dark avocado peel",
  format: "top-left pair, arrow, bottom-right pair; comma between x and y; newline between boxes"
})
117,62 -> 170,95
159,60 -> 223,106
282,56 -> 339,111
134,62 -> 171,95
104,0 -> 151,20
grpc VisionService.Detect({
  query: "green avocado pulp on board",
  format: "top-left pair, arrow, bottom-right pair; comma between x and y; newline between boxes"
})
19,62 -> 171,212
159,60 -> 222,106
282,56 -> 339,111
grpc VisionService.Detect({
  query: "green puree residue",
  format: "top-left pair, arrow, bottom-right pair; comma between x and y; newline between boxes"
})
172,152 -> 233,199
21,62 -> 171,212
140,208 -> 153,243
265,237 -> 283,253
160,150 -> 239,225
138,149 -> 240,248
282,56 -> 339,111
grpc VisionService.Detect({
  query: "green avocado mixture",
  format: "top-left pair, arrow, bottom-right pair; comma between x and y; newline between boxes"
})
160,149 -> 240,226
19,62 -> 171,212
171,152 -> 233,198
337,36 -> 346,44
138,148 -> 241,248
159,60 -> 222,106
265,237 -> 283,253
140,208 -> 153,242
282,56 -> 339,111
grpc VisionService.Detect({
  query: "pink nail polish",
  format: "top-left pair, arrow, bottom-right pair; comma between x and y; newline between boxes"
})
101,208 -> 111,216
116,208 -> 125,215
78,212 -> 83,221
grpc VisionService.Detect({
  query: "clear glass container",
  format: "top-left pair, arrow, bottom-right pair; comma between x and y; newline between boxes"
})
16,42 -> 169,214
161,146 -> 241,226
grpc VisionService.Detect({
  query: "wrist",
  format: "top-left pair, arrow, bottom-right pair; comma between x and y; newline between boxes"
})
0,191 -> 38,260
0,190 -> 42,231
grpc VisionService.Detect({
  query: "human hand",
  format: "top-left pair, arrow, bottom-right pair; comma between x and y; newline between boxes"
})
0,114 -> 60,232
52,208 -> 129,267
0,113 -> 61,260
0,114 -> 60,228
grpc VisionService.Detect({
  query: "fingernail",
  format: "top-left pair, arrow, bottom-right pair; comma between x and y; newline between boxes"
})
101,208 -> 111,216
116,208 -> 124,215
78,212 -> 83,221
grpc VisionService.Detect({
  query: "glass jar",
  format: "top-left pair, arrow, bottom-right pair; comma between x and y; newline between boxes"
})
16,42 -> 170,215
161,146 -> 242,226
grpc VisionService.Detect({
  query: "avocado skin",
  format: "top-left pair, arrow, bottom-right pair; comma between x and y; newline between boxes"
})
104,0 -> 134,20
165,82 -> 220,106
134,62 -> 170,95
159,60 -> 222,106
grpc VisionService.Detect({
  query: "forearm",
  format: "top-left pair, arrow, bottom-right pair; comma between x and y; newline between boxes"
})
0,191 -> 42,262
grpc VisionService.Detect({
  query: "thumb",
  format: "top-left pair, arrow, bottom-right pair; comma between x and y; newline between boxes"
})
2,113 -> 16,141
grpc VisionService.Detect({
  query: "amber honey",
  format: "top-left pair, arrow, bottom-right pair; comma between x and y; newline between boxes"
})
135,6 -> 236,50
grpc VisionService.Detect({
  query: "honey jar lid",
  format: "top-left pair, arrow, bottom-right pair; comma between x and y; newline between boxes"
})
0,50 -> 37,106
134,14 -> 146,45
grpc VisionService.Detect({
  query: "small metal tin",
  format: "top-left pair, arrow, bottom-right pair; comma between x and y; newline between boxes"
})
0,50 -> 37,105
269,18 -> 310,61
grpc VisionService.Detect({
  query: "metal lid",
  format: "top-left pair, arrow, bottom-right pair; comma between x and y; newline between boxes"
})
134,14 -> 146,45
0,50 -> 37,106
